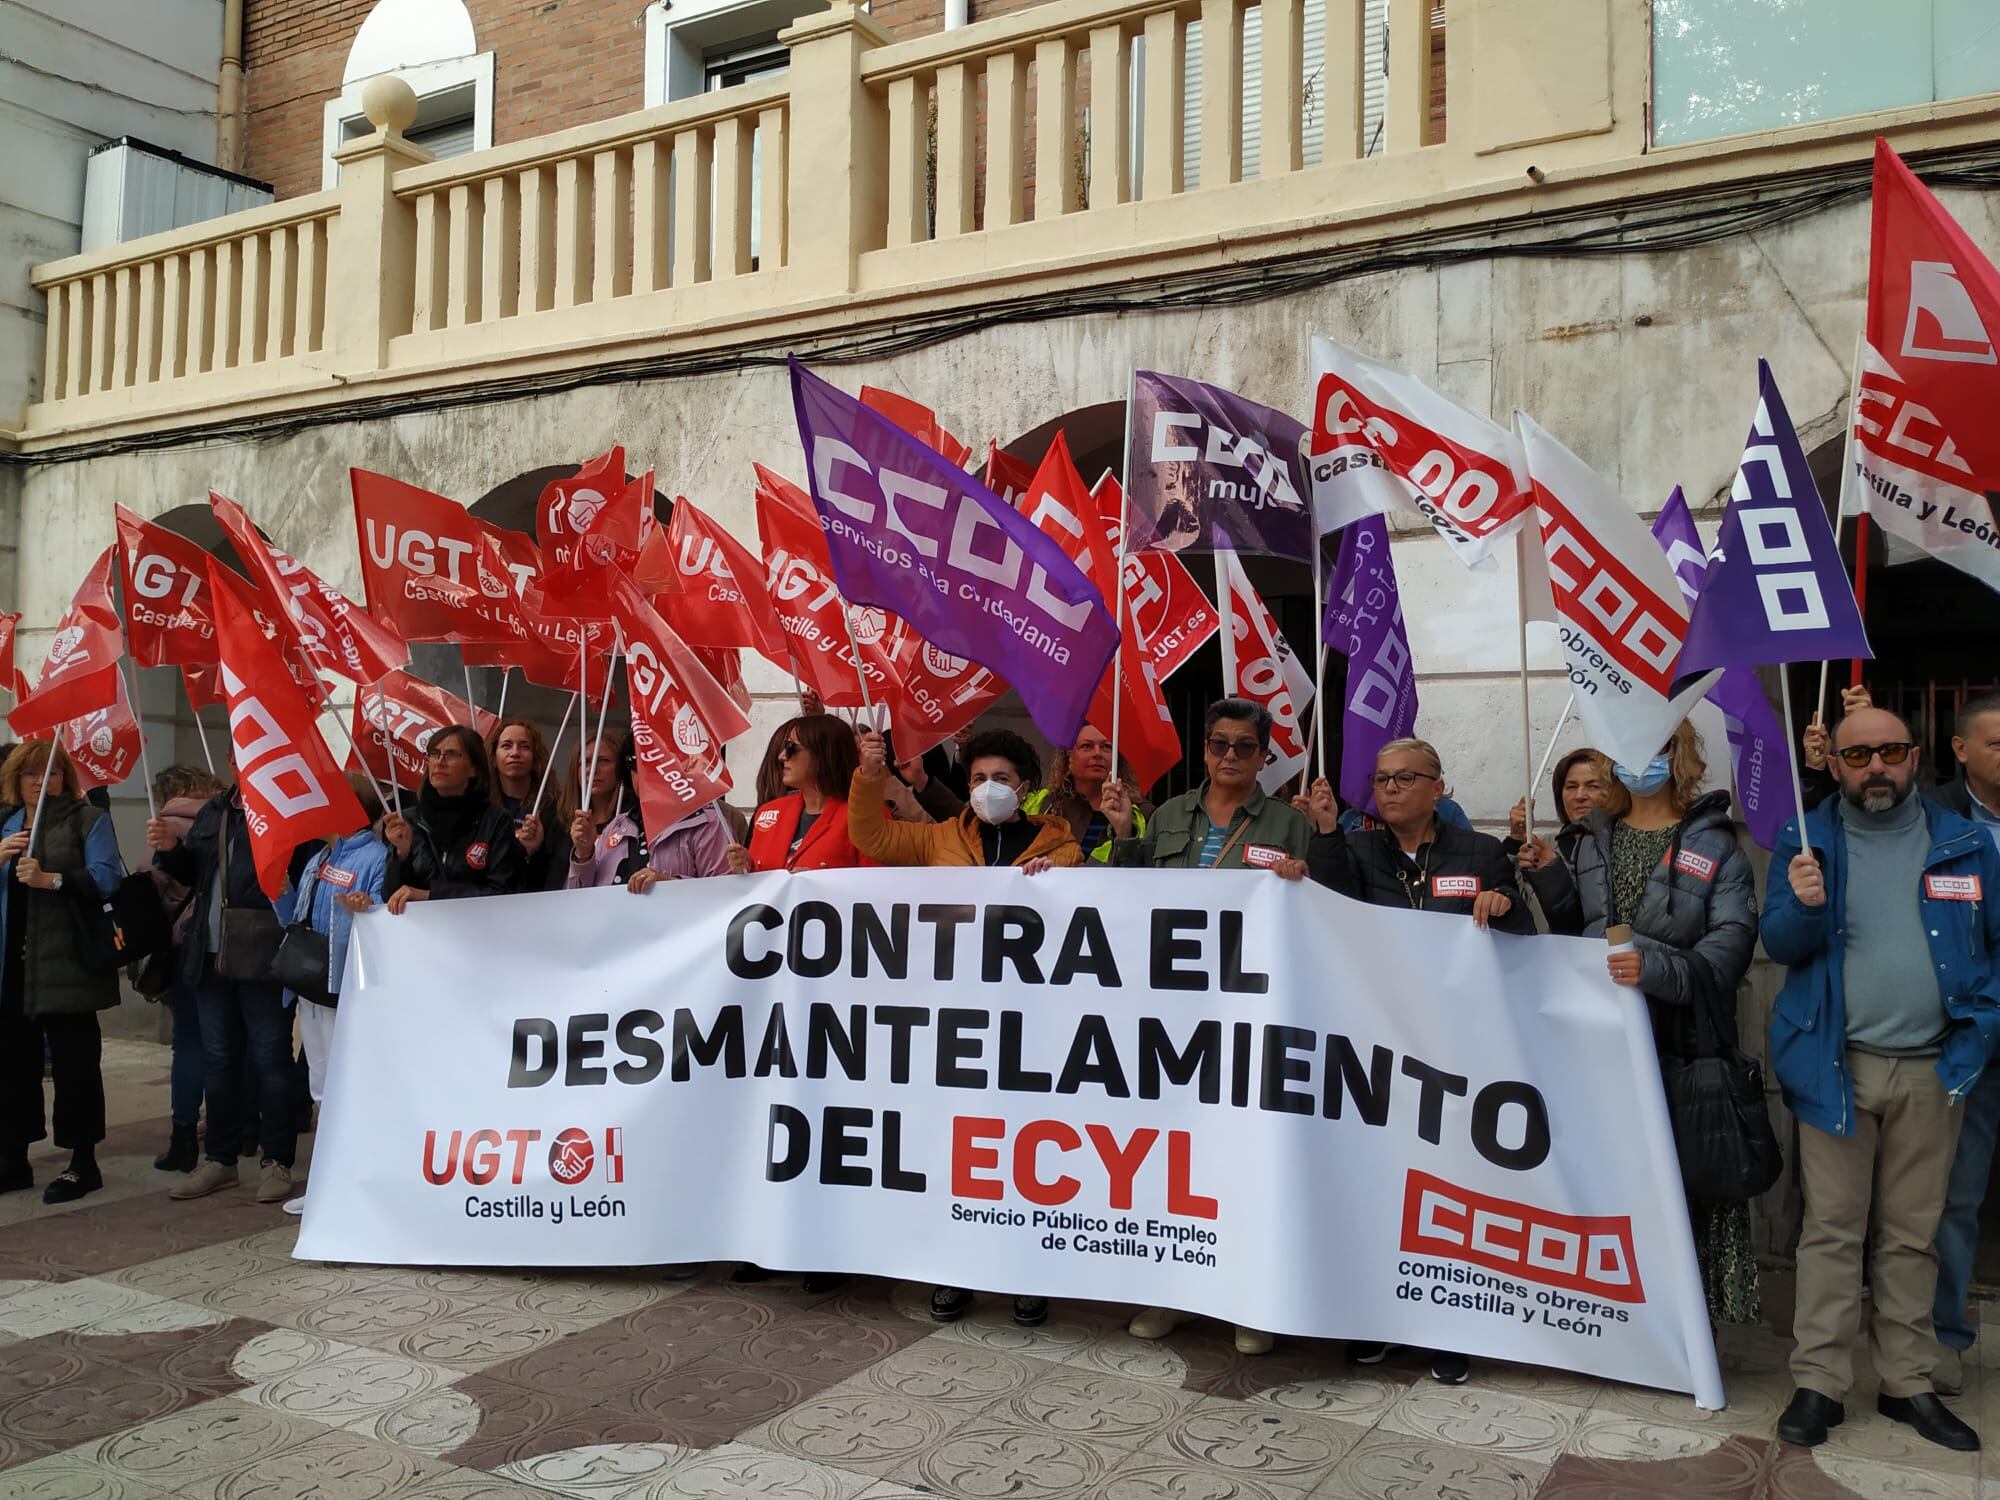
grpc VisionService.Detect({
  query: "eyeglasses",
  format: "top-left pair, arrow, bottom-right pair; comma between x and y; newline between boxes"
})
777,740 -> 803,760
1835,741 -> 1914,769
427,746 -> 467,762
1206,737 -> 1265,761
1371,770 -> 1440,791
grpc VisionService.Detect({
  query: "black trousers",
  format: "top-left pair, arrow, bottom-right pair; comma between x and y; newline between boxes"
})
0,984 -> 106,1153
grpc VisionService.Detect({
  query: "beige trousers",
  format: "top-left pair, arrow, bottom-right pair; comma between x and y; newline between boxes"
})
1792,1048 -> 1963,1399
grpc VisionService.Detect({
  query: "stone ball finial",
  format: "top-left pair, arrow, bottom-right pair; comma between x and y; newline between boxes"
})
361,74 -> 419,135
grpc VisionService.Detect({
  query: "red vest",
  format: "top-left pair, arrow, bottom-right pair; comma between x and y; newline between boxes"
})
745,794 -> 872,872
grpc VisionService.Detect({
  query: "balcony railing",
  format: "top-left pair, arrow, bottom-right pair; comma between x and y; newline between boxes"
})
20,0 -> 2000,447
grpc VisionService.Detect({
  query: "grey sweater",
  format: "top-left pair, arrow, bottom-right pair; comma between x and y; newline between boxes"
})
1841,793 -> 1948,1055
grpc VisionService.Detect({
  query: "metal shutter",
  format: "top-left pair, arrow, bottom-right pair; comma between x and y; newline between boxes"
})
407,114 -> 476,161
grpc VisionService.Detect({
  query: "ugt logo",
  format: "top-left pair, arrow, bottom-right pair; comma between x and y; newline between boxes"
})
421,1127 -> 626,1186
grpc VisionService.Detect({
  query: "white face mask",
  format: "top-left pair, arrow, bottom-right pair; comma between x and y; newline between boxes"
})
970,781 -> 1020,825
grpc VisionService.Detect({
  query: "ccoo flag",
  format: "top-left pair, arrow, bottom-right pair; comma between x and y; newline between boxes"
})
1651,488 -> 1794,850
1323,515 -> 1419,817
1676,362 -> 1871,685
789,357 -> 1117,745
1123,372 -> 1315,560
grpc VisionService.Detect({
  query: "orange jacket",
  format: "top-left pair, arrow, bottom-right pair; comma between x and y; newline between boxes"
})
847,766 -> 1083,868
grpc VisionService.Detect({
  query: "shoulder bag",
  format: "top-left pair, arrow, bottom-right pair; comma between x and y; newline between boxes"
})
1661,951 -> 1783,1201
214,813 -> 284,983
270,856 -> 337,1006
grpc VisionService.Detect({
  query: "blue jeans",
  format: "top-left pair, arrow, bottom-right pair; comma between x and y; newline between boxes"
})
164,984 -> 204,1129
1935,1065 -> 2000,1351
194,964 -> 297,1168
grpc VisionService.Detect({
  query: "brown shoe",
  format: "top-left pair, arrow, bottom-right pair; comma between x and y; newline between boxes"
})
257,1162 -> 294,1204
170,1160 -> 240,1200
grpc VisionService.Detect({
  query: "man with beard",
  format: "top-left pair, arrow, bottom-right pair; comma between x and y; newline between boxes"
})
1765,707 -> 2000,1454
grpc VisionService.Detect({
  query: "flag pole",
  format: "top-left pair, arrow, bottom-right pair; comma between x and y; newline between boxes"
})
1780,669 -> 1811,851
323,700 -> 392,816
1527,692 -> 1577,825
534,689 -> 580,816
192,710 -> 217,777
1826,330 -> 1867,715
119,658 -> 159,821
586,623 -> 622,813
1515,536 -> 1536,844
1111,370 -> 1135,772
461,660 -> 478,717
578,632 -> 591,809
837,608 -> 878,730
1214,551 -> 1238,687
495,666 -> 510,722
1850,515 -> 1871,690
26,763 -> 51,857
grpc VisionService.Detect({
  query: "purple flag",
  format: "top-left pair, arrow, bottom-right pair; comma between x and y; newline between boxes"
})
1323,515 -> 1418,816
1674,361 -> 1871,686
1652,488 -> 1794,850
1124,372 -> 1315,559
788,358 -> 1118,745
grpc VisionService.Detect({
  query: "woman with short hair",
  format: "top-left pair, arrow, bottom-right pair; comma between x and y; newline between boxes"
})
370,725 -> 524,912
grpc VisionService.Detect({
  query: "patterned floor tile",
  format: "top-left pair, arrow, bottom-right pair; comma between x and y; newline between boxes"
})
1563,1408 -> 1727,1462
289,1283 -> 463,1341
1089,1457 -> 1310,1500
1375,1382 -> 1590,1466
0,1361 -> 204,1452
0,1450 -> 180,1498
601,1360 -> 814,1447
932,1300 -> 1122,1365
730,1310 -> 925,1380
106,1240 -> 296,1300
857,1337 -> 1051,1407
483,1275 -> 672,1324
893,1417 -> 1119,1498
1304,1431 -> 1547,1499
378,1307 -> 601,1371
235,1348 -> 460,1425
398,1472 -> 571,1499
999,1364 -> 1204,1449
1594,1368 -> 1794,1437
165,1427 -> 460,1500
337,1384 -> 487,1457
81,1397 -> 335,1489
1139,1399 -> 1365,1491
746,1390 -> 978,1478
490,1441 -> 689,1497
1807,1448 -> 1977,1499
438,1378 -> 601,1468
1068,1331 -> 1196,1387
0,1277 -> 169,1338
641,1440 -> 876,1498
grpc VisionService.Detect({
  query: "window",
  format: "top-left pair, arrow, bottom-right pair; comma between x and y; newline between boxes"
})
322,0 -> 492,186
1652,0 -> 2000,147
644,0 -> 826,106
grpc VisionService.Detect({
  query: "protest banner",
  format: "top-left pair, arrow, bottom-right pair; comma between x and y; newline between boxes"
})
300,868 -> 1724,1408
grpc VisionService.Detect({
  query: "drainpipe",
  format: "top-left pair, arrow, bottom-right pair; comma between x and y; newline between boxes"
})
218,0 -> 246,172
945,0 -> 968,28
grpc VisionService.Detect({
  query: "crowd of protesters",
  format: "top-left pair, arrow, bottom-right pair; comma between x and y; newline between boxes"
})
0,684 -> 1996,1453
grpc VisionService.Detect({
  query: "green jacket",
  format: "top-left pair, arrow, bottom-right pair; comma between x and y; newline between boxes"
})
1110,783 -> 1310,869
1021,787 -> 1148,864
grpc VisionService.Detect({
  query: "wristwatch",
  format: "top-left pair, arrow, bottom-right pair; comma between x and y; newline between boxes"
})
48,873 -> 63,892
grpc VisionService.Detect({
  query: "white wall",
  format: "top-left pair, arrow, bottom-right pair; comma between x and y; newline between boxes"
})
0,0 -> 225,425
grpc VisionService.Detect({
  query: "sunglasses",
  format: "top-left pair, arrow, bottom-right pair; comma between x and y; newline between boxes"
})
1206,737 -> 1265,761
777,740 -> 803,759
1834,741 -> 1914,769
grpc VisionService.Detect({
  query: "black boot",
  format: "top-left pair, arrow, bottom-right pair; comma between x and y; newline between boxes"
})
1776,1389 -> 1845,1447
155,1125 -> 199,1173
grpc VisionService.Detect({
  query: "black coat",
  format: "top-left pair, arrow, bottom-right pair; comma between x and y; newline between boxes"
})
387,795 -> 524,899
153,789 -> 309,989
1310,820 -> 1535,935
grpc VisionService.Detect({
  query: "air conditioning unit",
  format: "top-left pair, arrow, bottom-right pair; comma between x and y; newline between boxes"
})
80,138 -> 274,253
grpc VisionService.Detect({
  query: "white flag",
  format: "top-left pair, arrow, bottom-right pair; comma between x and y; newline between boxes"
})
1516,415 -> 1716,769
1306,338 -> 1537,567
1217,552 -> 1316,793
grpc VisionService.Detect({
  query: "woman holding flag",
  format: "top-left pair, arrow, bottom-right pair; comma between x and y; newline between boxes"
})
726,715 -> 871,876
488,717 -> 562,891
0,743 -> 125,1203
372,726 -> 524,910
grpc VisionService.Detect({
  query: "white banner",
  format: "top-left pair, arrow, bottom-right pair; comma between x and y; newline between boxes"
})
300,870 -> 1724,1407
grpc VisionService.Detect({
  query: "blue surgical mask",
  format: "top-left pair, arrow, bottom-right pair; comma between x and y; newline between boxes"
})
1614,754 -> 1673,796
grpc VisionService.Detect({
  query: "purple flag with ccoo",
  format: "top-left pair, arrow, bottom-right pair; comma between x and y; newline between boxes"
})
1323,514 -> 1419,817
788,357 -> 1119,745
1123,372 -> 1316,560
1652,488 -> 1795,850
1674,361 -> 1871,687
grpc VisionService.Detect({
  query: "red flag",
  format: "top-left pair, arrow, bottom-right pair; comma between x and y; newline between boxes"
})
351,470 -> 525,644
538,447 -> 626,569
7,547 -> 125,738
471,530 -> 618,696
1868,140 -> 2000,488
877,616 -> 1006,759
210,490 -> 409,687
181,661 -> 226,712
693,646 -> 753,714
985,443 -> 1038,507
752,464 -> 898,709
1020,448 -> 1179,791
348,669 -> 497,790
1092,474 -> 1217,680
1218,551 -> 1314,794
861,387 -> 974,468
609,574 -> 751,829
59,673 -> 144,793
660,496 -> 789,658
115,507 -> 223,667
0,612 -> 25,699
208,560 -> 368,898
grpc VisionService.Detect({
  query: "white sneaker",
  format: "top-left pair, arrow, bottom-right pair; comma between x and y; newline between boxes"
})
281,1195 -> 307,1217
1234,1327 -> 1276,1356
1128,1307 -> 1190,1340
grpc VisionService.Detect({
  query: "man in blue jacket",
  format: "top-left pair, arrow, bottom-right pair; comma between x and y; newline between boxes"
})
1765,707 -> 2000,1453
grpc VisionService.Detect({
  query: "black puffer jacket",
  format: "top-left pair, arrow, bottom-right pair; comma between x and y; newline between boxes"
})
387,790 -> 524,899
1311,820 -> 1535,935
154,789 -> 305,989
1524,790 -> 1758,1059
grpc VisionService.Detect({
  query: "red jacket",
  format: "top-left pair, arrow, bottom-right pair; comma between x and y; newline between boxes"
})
746,794 -> 873,872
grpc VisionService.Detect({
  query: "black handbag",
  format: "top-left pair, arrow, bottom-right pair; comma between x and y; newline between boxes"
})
213,815 -> 284,982
270,860 -> 337,1006
79,873 -> 174,977
1662,959 -> 1783,1202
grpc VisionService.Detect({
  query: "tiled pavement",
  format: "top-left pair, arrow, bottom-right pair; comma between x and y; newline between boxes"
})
1,1042 -> 1996,1498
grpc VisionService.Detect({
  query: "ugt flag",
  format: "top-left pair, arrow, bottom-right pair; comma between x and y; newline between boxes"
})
8,547 -> 125,738
0,613 -> 23,699
59,673 -> 144,793
1651,489 -> 1794,850
209,560 -> 368,899
115,507 -> 224,667
1124,372 -> 1314,560
1092,472 -> 1218,682
1849,140 -> 2000,592
1217,553 -> 1315,795
1676,363 -> 1871,684
608,574 -> 750,829
1323,515 -> 1419,817
352,470 -> 524,645
790,357 -> 1117,745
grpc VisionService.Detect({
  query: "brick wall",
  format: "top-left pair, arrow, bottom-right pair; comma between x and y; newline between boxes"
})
243,0 -> 1444,204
